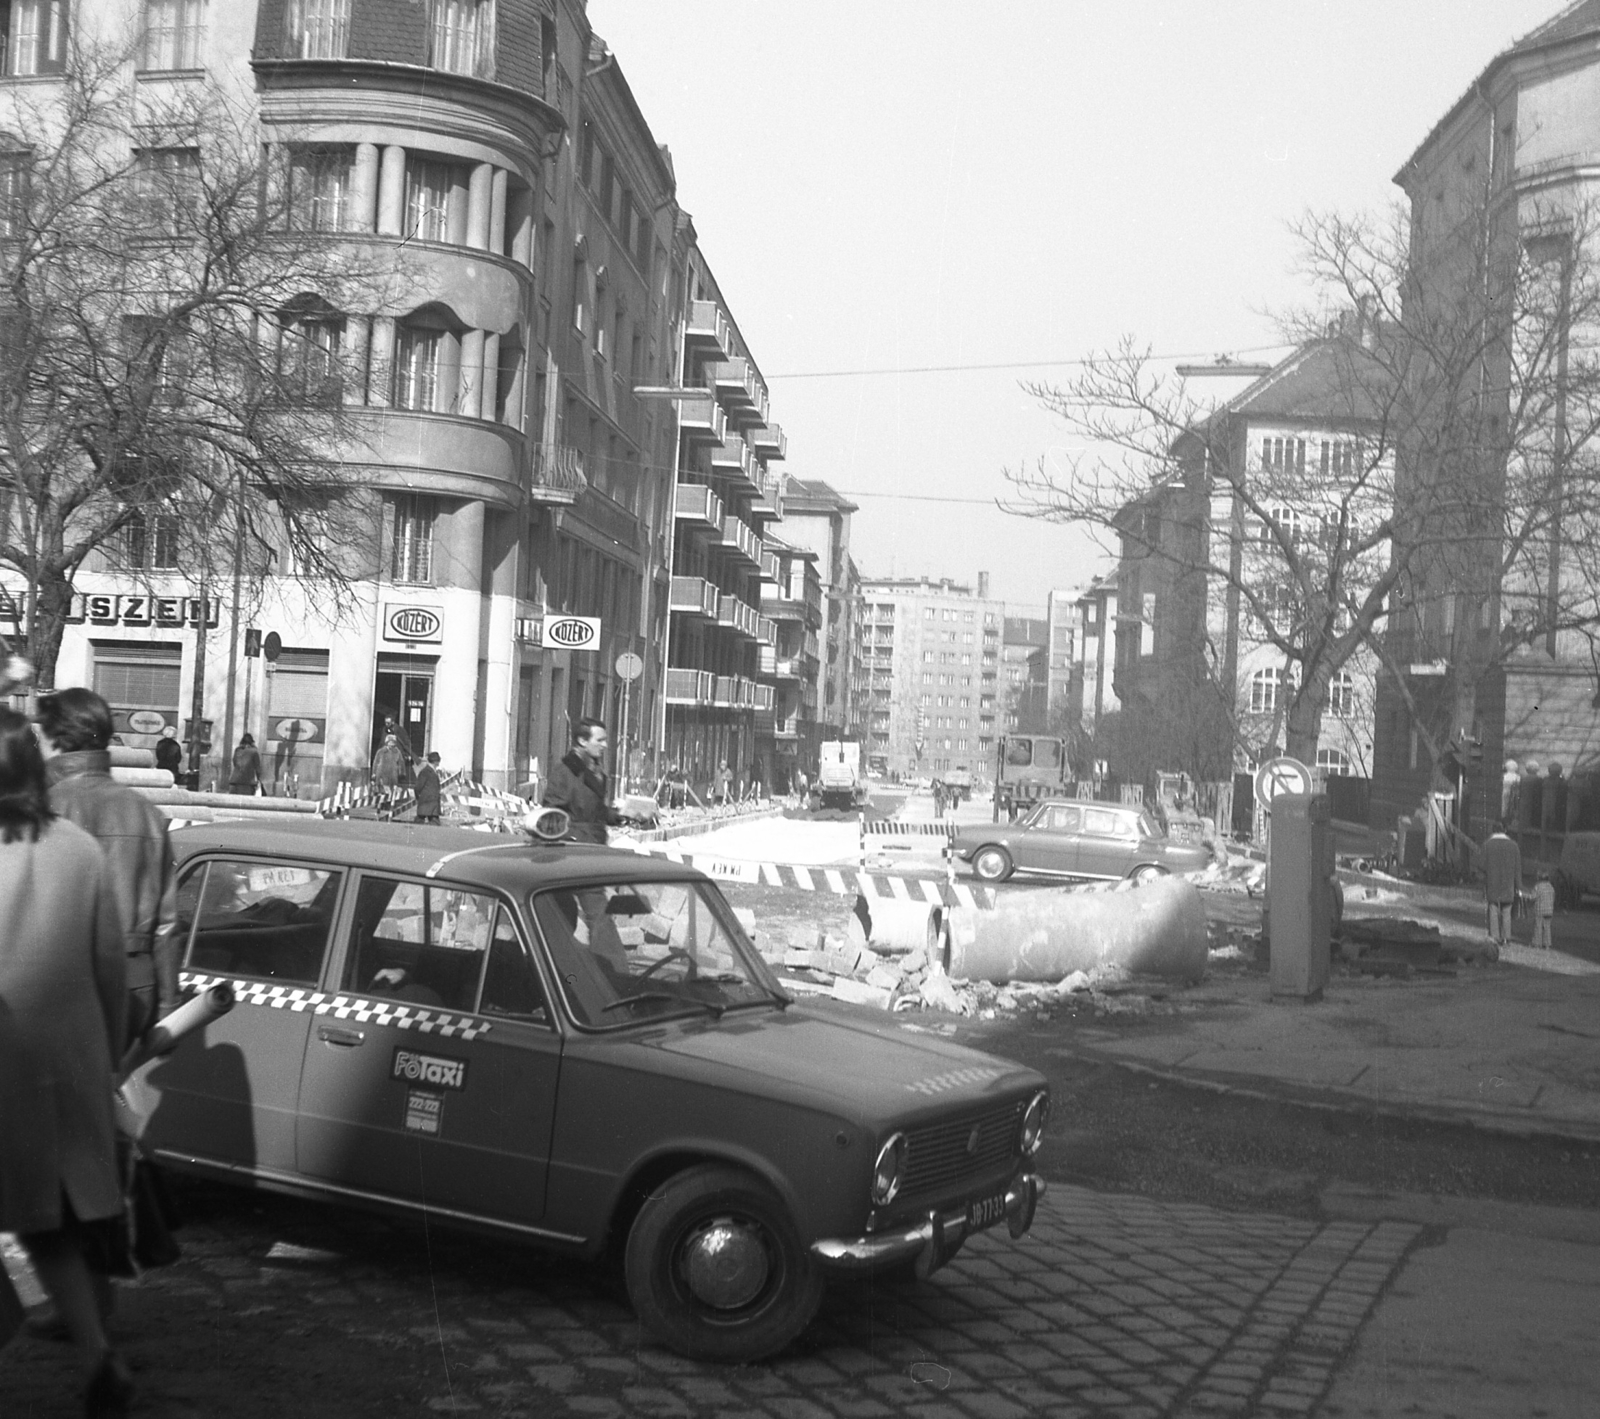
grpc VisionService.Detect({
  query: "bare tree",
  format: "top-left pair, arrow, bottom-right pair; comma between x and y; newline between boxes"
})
1004,189 -> 1600,781
0,38 -> 396,690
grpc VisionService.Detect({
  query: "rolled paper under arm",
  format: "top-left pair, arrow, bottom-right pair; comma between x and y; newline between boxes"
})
118,981 -> 235,1080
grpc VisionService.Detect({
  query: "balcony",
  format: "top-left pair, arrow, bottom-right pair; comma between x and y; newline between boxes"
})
773,714 -> 800,740
753,683 -> 774,712
759,615 -> 777,644
679,396 -> 727,448
720,514 -> 762,567
684,300 -> 732,360
529,442 -> 587,503
717,593 -> 761,640
751,467 -> 783,517
751,422 -> 787,462
758,645 -> 776,676
711,358 -> 760,421
665,667 -> 715,704
669,576 -> 720,619
713,675 -> 737,707
674,482 -> 724,532
759,549 -> 779,580
761,591 -> 808,623
709,433 -> 755,486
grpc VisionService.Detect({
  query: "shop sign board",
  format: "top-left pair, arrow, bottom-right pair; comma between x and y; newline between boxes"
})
383,604 -> 444,643
520,615 -> 601,651
270,716 -> 325,744
48,593 -> 220,628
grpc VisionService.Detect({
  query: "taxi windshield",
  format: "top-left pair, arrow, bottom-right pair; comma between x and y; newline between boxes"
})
531,879 -> 783,1028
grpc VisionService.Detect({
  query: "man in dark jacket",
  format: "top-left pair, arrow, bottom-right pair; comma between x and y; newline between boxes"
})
414,751 -> 442,824
543,717 -> 622,844
37,688 -> 180,1044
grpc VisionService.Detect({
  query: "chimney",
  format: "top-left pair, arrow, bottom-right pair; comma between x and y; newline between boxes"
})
978,571 -> 990,599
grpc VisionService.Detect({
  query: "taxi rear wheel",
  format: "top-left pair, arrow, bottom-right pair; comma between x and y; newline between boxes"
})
625,1164 -> 823,1363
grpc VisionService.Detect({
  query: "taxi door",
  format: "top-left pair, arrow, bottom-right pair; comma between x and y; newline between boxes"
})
1015,803 -> 1083,875
140,857 -> 344,1177
294,872 -> 561,1226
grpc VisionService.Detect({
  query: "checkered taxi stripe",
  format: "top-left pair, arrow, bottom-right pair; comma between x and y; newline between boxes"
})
181,973 -> 493,1041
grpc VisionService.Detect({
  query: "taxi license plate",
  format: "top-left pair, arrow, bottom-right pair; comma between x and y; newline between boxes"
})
968,1191 -> 1009,1230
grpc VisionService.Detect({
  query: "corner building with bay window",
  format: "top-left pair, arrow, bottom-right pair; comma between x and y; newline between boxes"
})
2,0 -> 729,794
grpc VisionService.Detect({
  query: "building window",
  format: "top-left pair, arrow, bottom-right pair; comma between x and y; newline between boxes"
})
1261,437 -> 1307,477
394,316 -> 455,413
392,494 -> 435,584
405,157 -> 462,244
284,0 -> 348,59
141,0 -> 203,70
0,149 -> 27,238
277,300 -> 344,406
1249,667 -> 1280,714
429,0 -> 494,79
132,147 -> 201,235
1326,670 -> 1354,716
124,509 -> 180,570
1316,747 -> 1352,774
1259,504 -> 1305,547
2,0 -> 67,74
288,146 -> 355,232
1320,439 -> 1359,481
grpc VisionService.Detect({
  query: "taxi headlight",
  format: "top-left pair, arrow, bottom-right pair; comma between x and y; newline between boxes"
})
870,1132 -> 907,1206
1019,1091 -> 1050,1156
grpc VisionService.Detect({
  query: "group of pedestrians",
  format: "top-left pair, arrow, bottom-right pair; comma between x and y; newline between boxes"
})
1481,820 -> 1559,950
1,688 -> 179,1416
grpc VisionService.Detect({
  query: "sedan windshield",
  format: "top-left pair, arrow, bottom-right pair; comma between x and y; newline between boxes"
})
532,879 -> 784,1028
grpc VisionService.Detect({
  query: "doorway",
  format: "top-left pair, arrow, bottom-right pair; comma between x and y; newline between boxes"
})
373,655 -> 435,771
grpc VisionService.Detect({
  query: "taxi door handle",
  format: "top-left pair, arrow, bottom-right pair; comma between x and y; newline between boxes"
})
318,1026 -> 365,1048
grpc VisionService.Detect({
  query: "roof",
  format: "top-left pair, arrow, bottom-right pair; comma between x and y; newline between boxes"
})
782,478 -> 859,515
169,820 -> 704,892
1395,0 -> 1600,183
1190,333 -> 1392,430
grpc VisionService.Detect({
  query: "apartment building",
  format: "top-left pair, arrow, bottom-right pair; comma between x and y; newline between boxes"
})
0,0 -> 788,796
754,537 -> 822,791
1067,576 -> 1120,757
1001,615 -> 1049,733
857,574 -> 1005,779
770,478 -> 859,740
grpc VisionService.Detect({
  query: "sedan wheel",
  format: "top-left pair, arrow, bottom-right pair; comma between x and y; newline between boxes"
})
625,1165 -> 823,1363
1130,863 -> 1167,885
972,846 -> 1014,882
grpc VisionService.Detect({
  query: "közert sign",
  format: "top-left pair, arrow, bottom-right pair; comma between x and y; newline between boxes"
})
383,604 -> 444,643
516,615 -> 602,651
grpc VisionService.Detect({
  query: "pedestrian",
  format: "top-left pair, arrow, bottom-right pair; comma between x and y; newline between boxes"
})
152,725 -> 182,778
414,750 -> 442,824
0,706 -> 136,1415
1483,819 -> 1521,948
793,766 -> 808,805
371,731 -> 405,804
36,688 -> 180,1046
542,717 -> 622,845
228,731 -> 262,795
933,780 -> 946,819
716,760 -> 733,806
1532,869 -> 1557,950
669,764 -> 688,810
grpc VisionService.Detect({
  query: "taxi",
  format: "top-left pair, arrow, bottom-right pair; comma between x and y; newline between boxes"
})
136,820 -> 1049,1362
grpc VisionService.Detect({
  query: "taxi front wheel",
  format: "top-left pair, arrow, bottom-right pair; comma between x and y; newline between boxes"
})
624,1164 -> 823,1362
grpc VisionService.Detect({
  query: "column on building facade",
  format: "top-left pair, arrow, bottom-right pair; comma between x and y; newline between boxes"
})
479,509 -> 520,789
434,500 -> 486,770
508,186 -> 534,269
368,317 -> 396,408
467,163 -> 494,251
458,329 -> 486,420
377,146 -> 407,237
480,331 -> 501,425
490,169 -> 508,257
351,143 -> 381,232
344,316 -> 372,408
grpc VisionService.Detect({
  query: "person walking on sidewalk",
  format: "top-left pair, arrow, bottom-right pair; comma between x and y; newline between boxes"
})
227,732 -> 262,795
1532,869 -> 1557,949
413,751 -> 442,824
543,718 -> 622,845
1483,820 -> 1521,948
0,707 -> 136,1415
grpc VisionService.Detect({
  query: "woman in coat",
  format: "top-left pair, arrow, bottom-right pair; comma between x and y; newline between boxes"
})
0,707 -> 133,1413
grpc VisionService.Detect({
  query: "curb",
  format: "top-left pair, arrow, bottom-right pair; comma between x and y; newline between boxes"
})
1048,1040 -> 1600,1148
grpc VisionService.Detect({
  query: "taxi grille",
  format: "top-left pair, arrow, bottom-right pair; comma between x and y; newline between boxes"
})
901,1101 -> 1022,1201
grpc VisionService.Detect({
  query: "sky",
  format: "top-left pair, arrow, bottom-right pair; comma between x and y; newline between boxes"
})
590,0 -> 1566,611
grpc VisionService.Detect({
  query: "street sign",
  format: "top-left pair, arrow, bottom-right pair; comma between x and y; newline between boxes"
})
615,651 -> 644,682
263,631 -> 282,663
1254,755 -> 1312,810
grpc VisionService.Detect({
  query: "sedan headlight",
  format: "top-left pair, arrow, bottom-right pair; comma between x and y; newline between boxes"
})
871,1132 -> 908,1205
1019,1091 -> 1050,1155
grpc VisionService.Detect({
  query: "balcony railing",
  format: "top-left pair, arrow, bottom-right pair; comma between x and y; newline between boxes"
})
751,422 -> 787,461
759,549 -> 779,580
759,615 -> 777,644
669,576 -> 720,619
709,433 -> 754,485
665,667 -> 715,703
530,442 -> 588,501
720,514 -> 761,566
752,467 -> 783,517
679,396 -> 727,447
684,300 -> 732,360
674,482 -> 724,531
717,593 -> 761,640
712,358 -> 759,416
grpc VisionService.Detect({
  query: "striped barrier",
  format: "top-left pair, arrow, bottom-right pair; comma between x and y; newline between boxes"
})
866,821 -> 959,837
624,841 -> 994,909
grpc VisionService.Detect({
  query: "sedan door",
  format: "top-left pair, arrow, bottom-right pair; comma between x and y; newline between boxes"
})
295,873 -> 561,1227
1076,806 -> 1141,879
1014,803 -> 1083,875
140,857 -> 344,1177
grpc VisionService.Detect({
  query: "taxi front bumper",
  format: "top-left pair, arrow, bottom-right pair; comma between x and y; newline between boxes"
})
809,1173 -> 1045,1277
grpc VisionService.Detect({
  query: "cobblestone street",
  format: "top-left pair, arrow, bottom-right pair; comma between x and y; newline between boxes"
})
5,1180 -> 1421,1418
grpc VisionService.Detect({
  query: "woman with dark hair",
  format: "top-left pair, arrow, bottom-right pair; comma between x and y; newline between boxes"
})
0,707 -> 134,1414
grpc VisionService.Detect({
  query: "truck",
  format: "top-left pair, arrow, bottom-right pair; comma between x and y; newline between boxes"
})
816,739 -> 870,811
936,765 -> 974,805
992,733 -> 1070,821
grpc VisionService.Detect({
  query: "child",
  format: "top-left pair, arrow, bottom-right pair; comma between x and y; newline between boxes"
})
1532,869 -> 1557,949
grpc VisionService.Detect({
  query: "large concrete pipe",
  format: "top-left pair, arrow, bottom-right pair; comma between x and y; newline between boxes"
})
852,894 -> 943,956
944,877 -> 1208,984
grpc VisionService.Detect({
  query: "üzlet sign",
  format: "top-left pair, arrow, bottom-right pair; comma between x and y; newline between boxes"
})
384,604 -> 443,643
537,615 -> 602,651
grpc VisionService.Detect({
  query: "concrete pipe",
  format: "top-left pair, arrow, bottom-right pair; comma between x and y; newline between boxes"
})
853,894 -> 943,956
110,767 -> 176,788
944,877 -> 1208,984
143,788 -> 320,813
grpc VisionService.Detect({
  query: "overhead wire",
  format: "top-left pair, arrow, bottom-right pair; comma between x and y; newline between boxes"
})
764,343 -> 1295,380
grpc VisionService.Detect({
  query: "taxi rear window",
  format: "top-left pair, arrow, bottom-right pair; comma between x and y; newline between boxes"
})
180,859 -> 343,986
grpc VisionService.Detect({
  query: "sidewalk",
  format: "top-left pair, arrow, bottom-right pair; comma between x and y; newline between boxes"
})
1056,943 -> 1600,1144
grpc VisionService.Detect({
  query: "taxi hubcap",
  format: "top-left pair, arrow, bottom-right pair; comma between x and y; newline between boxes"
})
681,1218 -> 770,1310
